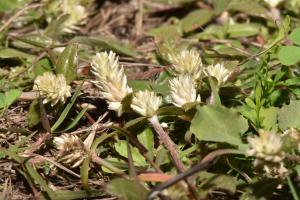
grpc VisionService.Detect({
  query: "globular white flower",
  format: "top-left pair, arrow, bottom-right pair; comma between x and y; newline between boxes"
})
61,0 -> 87,32
168,49 -> 203,80
264,0 -> 283,7
91,51 -> 132,115
53,134 -> 86,168
169,75 -> 201,107
205,63 -> 231,87
247,130 -> 287,177
131,90 -> 162,117
33,72 -> 71,106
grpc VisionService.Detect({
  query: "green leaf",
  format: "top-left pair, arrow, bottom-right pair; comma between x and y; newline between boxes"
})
0,93 -> 6,108
227,23 -> 260,38
288,27 -> 300,46
51,82 -> 82,132
25,163 -> 58,199
147,24 -> 182,41
0,0 -> 30,12
71,36 -> 138,57
59,107 -> 88,132
277,46 -> 300,66
5,89 -> 21,108
52,190 -> 104,200
137,128 -> 154,159
56,43 -> 78,83
190,105 -> 248,147
278,100 -> 300,130
228,0 -> 268,17
260,107 -> 278,131
106,178 -> 148,200
80,156 -> 91,191
28,99 -> 40,128
33,58 -> 53,78
198,172 -> 237,199
115,140 -> 147,166
181,10 -> 214,33
0,48 -> 34,60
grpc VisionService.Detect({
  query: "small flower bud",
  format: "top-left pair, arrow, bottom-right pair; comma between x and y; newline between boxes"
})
205,63 -> 231,87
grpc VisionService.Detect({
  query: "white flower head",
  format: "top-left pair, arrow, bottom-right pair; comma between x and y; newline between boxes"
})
61,0 -> 87,32
131,90 -> 162,117
205,63 -> 231,87
169,75 -> 201,107
168,49 -> 203,80
54,134 -> 86,168
91,51 -> 132,115
247,130 -> 287,177
33,72 -> 71,106
264,0 -> 283,7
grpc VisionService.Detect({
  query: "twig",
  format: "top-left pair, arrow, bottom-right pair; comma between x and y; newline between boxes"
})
135,0 -> 144,36
0,3 -> 43,33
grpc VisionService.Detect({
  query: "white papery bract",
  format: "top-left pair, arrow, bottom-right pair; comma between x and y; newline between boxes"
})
169,75 -> 201,107
205,63 -> 231,87
247,130 -> 287,177
168,49 -> 203,80
131,90 -> 162,117
91,51 -> 132,115
33,72 -> 71,106
53,134 -> 86,168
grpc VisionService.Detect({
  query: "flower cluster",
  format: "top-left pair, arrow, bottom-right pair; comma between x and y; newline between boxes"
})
169,75 -> 201,107
33,72 -> 71,106
247,130 -> 288,177
45,0 -> 88,33
53,134 -> 86,168
168,49 -> 203,81
91,51 -> 132,115
131,90 -> 162,117
61,0 -> 87,32
205,63 -> 231,87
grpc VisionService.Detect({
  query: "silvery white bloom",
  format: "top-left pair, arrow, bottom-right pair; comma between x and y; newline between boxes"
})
54,134 -> 86,168
168,49 -> 203,80
264,0 -> 283,7
33,72 -> 71,106
91,51 -> 132,115
169,75 -> 201,107
205,63 -> 231,87
247,130 -> 287,177
61,0 -> 87,32
131,90 -> 162,117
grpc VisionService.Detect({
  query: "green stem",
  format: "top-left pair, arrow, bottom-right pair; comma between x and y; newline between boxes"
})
287,175 -> 299,200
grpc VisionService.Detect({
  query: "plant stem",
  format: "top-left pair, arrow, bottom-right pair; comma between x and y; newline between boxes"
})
287,175 -> 300,200
149,115 -> 185,172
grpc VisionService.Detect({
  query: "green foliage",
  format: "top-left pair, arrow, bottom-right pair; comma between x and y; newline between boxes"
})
106,178 -> 148,200
190,105 -> 248,148
278,100 -> 300,130
56,43 -> 78,84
